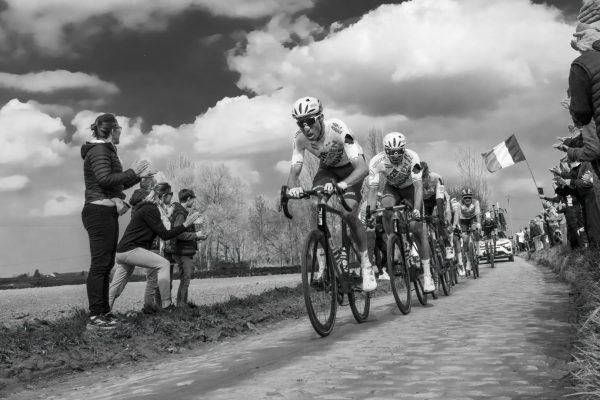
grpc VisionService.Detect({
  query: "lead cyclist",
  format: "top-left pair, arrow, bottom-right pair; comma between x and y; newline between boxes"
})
285,96 -> 377,292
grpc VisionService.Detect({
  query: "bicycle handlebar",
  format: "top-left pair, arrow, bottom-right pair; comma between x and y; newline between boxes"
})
279,184 -> 353,220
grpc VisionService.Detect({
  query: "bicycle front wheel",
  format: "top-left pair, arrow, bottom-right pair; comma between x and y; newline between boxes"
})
469,240 -> 479,279
301,230 -> 337,337
347,246 -> 370,323
387,233 -> 411,314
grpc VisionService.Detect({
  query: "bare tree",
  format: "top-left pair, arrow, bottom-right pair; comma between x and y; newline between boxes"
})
454,146 -> 491,210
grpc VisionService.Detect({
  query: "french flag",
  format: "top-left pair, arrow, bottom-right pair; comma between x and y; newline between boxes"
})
481,134 -> 526,173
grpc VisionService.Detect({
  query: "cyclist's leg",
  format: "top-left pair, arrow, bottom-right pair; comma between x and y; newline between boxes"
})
402,186 -> 434,292
333,164 -> 377,291
311,164 -> 334,278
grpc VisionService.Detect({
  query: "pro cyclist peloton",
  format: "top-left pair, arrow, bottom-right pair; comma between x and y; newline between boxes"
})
420,161 -> 454,260
452,188 -> 482,275
285,97 -> 377,292
365,132 -> 436,294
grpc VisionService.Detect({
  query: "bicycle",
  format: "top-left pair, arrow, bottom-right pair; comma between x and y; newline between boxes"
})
458,224 -> 480,279
424,216 -> 452,296
280,185 -> 370,337
367,203 -> 427,314
482,230 -> 497,268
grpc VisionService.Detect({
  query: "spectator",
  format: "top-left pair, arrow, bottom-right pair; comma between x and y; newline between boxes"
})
515,229 -> 526,252
530,218 -> 543,251
524,226 -> 534,252
81,113 -> 153,330
108,183 -> 203,313
165,189 -> 208,307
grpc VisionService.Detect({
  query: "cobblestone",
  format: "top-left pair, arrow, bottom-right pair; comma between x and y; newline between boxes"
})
11,257 -> 575,400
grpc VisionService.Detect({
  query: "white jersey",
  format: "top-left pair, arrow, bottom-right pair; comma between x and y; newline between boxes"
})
367,149 -> 422,189
291,118 -> 363,168
422,171 -> 444,200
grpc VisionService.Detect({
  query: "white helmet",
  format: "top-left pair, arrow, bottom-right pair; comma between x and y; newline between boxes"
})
383,132 -> 406,164
292,97 -> 322,120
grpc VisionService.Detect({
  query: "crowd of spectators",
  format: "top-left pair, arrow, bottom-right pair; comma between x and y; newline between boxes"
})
520,1 -> 600,253
80,113 -> 206,330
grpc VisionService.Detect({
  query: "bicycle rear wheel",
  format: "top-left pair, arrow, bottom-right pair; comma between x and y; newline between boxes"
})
387,233 -> 411,314
347,246 -> 370,323
301,230 -> 337,337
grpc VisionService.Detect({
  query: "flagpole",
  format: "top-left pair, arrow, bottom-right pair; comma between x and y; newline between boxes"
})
523,156 -> 546,211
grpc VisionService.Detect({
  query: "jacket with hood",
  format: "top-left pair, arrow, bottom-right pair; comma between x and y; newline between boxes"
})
117,190 -> 187,253
81,142 -> 140,204
165,202 -> 198,256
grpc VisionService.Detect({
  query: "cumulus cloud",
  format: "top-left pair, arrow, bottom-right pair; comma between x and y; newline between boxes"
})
275,160 -> 290,174
228,0 -> 573,119
30,191 -> 83,217
0,175 -> 30,191
0,0 -> 316,54
0,99 -> 69,167
0,70 -> 118,95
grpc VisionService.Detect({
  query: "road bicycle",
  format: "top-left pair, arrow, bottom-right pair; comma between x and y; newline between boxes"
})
280,185 -> 370,337
424,216 -> 452,296
367,203 -> 428,314
457,223 -> 480,279
482,230 -> 497,268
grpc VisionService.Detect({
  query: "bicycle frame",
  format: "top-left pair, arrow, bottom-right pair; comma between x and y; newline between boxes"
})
280,185 -> 359,293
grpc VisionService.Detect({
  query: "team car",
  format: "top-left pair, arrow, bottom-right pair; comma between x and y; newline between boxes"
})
479,231 -> 514,262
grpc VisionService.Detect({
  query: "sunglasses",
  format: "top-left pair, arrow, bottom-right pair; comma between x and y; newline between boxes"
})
386,149 -> 405,156
463,196 -> 472,201
296,116 -> 319,129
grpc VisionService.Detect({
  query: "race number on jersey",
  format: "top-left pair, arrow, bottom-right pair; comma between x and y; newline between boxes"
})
291,118 -> 363,167
368,148 -> 422,189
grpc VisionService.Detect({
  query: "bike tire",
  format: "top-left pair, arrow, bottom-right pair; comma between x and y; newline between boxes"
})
435,241 -> 451,296
428,239 -> 440,300
387,233 -> 411,314
347,245 -> 370,323
469,240 -> 479,279
301,230 -> 337,337
490,238 -> 495,268
414,275 -> 428,306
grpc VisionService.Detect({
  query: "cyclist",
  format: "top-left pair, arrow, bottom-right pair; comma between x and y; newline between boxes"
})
481,206 -> 498,260
452,188 -> 482,275
420,161 -> 454,260
286,96 -> 377,292
366,132 -> 436,293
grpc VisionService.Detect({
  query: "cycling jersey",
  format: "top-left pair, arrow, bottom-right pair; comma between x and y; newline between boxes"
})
291,118 -> 363,168
453,199 -> 481,221
422,171 -> 444,200
367,149 -> 422,189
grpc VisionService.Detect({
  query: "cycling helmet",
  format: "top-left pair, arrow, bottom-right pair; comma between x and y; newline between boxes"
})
292,97 -> 322,120
383,132 -> 407,164
461,188 -> 473,198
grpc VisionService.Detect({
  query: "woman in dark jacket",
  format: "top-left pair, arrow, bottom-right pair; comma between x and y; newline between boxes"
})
108,183 -> 203,312
81,113 -> 151,330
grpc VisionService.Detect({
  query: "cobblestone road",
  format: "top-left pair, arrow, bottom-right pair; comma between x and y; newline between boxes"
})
12,257 -> 576,400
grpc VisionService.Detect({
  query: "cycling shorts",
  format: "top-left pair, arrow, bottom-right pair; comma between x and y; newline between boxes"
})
380,183 -> 415,209
313,162 -> 362,203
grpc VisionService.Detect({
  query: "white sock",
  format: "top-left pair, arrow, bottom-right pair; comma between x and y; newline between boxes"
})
317,249 -> 326,271
422,259 -> 431,278
361,250 -> 371,269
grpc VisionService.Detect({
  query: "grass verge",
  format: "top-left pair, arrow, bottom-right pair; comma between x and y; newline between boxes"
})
529,246 -> 600,399
0,281 -> 393,397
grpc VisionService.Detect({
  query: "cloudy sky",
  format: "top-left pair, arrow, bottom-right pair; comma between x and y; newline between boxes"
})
0,0 -> 581,277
